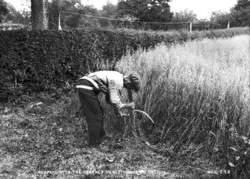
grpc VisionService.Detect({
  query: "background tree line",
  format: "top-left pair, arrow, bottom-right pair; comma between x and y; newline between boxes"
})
0,0 -> 249,30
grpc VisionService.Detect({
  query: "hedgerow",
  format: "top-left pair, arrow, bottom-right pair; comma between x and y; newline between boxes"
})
0,27 -> 249,102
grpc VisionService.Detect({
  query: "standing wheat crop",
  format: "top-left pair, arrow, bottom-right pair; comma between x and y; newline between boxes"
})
117,35 -> 250,153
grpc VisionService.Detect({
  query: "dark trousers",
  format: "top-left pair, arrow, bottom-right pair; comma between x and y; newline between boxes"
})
77,79 -> 105,146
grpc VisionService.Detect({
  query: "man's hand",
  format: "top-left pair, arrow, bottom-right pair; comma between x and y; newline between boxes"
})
120,102 -> 135,110
129,102 -> 135,110
117,102 -> 135,118
119,112 -> 130,117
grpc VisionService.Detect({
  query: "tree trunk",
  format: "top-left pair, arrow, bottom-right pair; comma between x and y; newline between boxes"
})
48,0 -> 60,30
31,0 -> 48,30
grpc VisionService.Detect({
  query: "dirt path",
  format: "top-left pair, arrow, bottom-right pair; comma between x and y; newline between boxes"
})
0,94 -> 216,178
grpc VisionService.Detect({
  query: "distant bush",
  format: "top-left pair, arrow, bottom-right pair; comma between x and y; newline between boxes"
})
0,27 -> 249,102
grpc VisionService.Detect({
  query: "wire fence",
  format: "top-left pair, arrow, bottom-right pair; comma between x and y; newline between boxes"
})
60,10 -> 191,31
0,10 -> 231,32
59,10 -> 232,32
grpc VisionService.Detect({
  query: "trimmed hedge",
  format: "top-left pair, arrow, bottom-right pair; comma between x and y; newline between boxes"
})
0,27 -> 249,102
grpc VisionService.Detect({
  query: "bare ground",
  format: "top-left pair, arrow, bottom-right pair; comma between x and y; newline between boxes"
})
0,92 -> 218,179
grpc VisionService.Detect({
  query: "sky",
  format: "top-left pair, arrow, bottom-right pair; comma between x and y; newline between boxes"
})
5,0 -> 238,19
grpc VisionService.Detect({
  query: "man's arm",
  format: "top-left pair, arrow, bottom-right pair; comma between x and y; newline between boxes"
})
109,80 -> 134,117
119,88 -> 135,110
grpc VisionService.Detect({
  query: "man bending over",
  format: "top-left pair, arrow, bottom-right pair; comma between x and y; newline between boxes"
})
76,71 -> 141,146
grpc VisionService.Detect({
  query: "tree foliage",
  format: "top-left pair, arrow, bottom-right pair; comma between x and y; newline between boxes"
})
101,2 -> 117,17
48,0 -> 98,29
117,0 -> 173,22
231,0 -> 250,26
0,0 -> 9,22
172,9 -> 197,22
210,11 -> 231,28
0,0 -> 30,26
5,4 -> 30,25
208,0 -> 250,28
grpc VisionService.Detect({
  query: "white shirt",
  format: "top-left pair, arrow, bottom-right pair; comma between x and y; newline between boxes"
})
87,71 -> 124,108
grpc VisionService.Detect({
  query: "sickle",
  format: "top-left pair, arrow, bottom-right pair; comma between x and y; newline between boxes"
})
133,109 -> 155,124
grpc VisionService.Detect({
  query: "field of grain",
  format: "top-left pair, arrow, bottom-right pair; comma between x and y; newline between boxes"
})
1,35 -> 249,178
117,35 -> 250,175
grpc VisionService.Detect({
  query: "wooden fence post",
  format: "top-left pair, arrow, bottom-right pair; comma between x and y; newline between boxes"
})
227,21 -> 230,29
189,22 -> 192,33
58,12 -> 62,30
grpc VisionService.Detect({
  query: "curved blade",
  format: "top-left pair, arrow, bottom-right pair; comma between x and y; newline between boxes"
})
133,109 -> 155,124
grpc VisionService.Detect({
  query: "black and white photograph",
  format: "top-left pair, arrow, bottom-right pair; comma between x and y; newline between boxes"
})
0,0 -> 249,178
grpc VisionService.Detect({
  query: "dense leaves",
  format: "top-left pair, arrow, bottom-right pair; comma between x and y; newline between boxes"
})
0,29 -> 153,102
0,27 -> 249,102
210,11 -> 231,29
231,0 -> 250,27
101,2 -> 118,18
48,0 -> 99,29
117,0 -> 173,22
172,10 -> 197,23
0,0 -> 9,22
